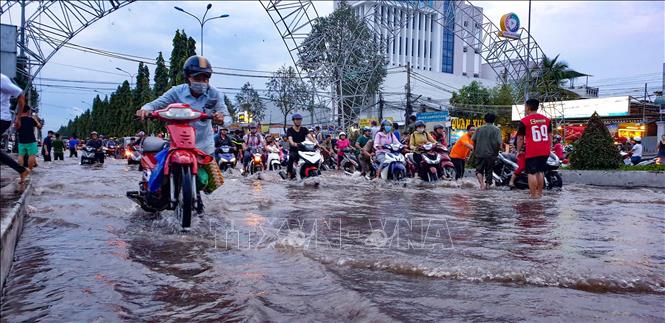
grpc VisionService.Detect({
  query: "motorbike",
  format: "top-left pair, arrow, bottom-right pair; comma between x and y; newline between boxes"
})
126,144 -> 142,165
80,146 -> 101,165
339,147 -> 359,174
247,148 -> 264,175
295,139 -> 322,179
378,143 -> 407,181
492,152 -> 563,189
126,103 -> 213,231
216,145 -> 236,172
410,143 -> 442,182
104,143 -> 117,158
266,145 -> 282,171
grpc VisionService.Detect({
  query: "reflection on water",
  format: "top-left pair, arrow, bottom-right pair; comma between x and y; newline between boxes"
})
1,158 -> 664,321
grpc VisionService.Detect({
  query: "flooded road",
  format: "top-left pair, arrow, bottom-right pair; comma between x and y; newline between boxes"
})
1,157 -> 664,322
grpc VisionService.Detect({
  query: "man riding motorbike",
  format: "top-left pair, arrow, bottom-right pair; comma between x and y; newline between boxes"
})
86,131 -> 105,164
214,127 -> 234,162
242,122 -> 266,174
281,113 -> 317,179
135,55 -> 226,155
430,124 -> 447,146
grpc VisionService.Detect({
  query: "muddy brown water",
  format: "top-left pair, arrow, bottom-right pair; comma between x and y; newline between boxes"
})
1,157 -> 664,322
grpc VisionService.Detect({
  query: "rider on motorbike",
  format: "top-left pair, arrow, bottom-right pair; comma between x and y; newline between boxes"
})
373,120 -> 401,178
335,132 -> 351,168
214,127 -> 234,162
430,124 -> 447,146
135,55 -> 226,155
86,131 -> 105,163
282,113 -> 317,179
408,121 -> 437,166
242,122 -> 266,174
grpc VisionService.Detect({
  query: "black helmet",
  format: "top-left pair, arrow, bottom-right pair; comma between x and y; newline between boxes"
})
183,55 -> 212,79
434,124 -> 444,130
292,113 -> 303,120
249,122 -> 258,129
415,120 -> 425,128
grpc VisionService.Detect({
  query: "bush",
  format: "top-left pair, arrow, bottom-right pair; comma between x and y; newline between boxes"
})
569,112 -> 621,169
619,164 -> 665,171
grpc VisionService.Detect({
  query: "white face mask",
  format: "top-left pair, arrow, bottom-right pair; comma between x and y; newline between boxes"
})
189,82 -> 208,94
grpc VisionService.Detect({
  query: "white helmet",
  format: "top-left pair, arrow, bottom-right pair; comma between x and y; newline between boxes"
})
338,132 -> 347,138
634,136 -> 641,142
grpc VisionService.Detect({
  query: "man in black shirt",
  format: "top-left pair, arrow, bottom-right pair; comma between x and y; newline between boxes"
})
86,131 -> 105,163
282,113 -> 316,179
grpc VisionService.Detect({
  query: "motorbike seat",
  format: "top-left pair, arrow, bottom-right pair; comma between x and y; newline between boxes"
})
142,136 -> 167,153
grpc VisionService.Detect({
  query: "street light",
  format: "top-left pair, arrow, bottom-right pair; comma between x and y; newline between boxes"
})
174,4 -> 229,56
115,67 -> 136,85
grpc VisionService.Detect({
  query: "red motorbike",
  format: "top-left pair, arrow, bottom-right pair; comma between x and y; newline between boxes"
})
127,103 -> 213,230
406,143 -> 455,182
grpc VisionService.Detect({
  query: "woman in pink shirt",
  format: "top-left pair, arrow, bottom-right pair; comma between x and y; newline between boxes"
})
373,120 -> 400,164
336,132 -> 351,168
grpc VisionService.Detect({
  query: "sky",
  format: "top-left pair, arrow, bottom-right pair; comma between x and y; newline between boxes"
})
1,0 -> 663,132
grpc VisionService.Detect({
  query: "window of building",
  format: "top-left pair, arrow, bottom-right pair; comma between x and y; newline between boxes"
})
399,36 -> 403,55
412,38 -> 415,56
441,0 -> 455,74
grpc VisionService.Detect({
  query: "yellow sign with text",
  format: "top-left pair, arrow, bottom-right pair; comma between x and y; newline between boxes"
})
451,118 -> 484,130
359,117 -> 394,128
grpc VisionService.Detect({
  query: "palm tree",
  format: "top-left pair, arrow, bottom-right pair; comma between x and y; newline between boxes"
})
534,54 -> 585,100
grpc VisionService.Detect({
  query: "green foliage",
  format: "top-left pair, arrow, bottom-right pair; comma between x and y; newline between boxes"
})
532,54 -> 583,101
153,52 -> 169,96
569,112 -> 621,170
266,65 -> 310,128
223,95 -> 238,122
618,164 -> 665,171
235,82 -> 265,122
168,30 -> 197,86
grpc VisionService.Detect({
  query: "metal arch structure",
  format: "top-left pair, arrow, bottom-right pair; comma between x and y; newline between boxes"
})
0,0 -> 135,81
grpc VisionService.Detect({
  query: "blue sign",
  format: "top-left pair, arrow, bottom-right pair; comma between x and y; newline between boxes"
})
416,111 -> 449,123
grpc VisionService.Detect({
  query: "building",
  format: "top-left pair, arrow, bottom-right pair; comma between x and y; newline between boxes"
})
334,0 -> 499,123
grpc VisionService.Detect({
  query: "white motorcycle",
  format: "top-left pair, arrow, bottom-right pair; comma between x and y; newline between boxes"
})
266,145 -> 282,171
378,143 -> 407,181
296,140 -> 322,179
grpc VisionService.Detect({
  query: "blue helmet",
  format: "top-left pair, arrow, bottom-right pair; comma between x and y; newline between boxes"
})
292,113 -> 303,120
381,120 -> 392,127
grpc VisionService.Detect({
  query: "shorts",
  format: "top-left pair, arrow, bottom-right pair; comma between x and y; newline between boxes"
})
18,142 -> 39,156
525,156 -> 548,174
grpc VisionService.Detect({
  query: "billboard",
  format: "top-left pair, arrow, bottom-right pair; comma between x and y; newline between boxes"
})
416,111 -> 450,123
0,24 -> 17,78
511,96 -> 630,121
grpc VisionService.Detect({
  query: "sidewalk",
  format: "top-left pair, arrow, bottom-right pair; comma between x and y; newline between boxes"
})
0,163 -> 29,223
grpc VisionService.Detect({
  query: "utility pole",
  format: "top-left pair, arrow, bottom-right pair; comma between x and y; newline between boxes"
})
378,92 -> 384,120
405,62 -> 412,121
643,82 -> 647,123
525,0 -> 532,101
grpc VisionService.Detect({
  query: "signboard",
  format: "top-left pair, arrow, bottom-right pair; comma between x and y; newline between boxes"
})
451,117 -> 483,130
498,13 -> 520,39
416,111 -> 449,123
511,96 -> 630,121
359,117 -> 393,128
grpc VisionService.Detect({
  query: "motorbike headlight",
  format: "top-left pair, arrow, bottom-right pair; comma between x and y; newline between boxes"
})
158,107 -> 201,120
254,156 -> 262,163
231,158 -> 236,163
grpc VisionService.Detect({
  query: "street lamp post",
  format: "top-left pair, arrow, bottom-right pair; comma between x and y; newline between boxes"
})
115,67 -> 136,85
174,4 -> 229,56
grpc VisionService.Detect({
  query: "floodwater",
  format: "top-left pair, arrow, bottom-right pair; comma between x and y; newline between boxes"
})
1,157 -> 664,322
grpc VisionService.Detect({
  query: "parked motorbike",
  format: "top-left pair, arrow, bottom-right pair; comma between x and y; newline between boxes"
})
492,152 -> 563,189
339,147 -> 359,174
295,140 -> 322,179
378,143 -> 407,181
216,145 -> 236,172
126,103 -> 213,231
80,146 -> 101,165
266,146 -> 282,171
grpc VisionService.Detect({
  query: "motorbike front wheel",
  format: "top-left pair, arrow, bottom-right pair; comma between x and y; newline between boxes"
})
174,165 -> 194,230
546,172 -> 563,189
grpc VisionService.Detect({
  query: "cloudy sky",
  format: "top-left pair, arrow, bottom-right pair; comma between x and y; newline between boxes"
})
3,1 -> 663,131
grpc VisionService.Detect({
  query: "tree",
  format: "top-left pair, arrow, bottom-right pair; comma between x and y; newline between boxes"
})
569,112 -> 621,170
169,30 -> 197,86
298,1 -> 386,128
153,52 -> 169,96
223,95 -> 238,123
235,82 -> 265,122
533,54 -> 584,101
450,81 -> 493,106
266,65 -> 309,129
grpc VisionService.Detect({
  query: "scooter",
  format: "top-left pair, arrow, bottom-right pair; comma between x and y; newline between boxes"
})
492,152 -> 563,189
126,144 -> 142,165
435,145 -> 455,179
378,143 -> 407,181
248,148 -> 264,175
104,142 -> 117,158
80,146 -> 100,165
266,145 -> 282,171
417,143 -> 442,182
216,145 -> 236,172
339,147 -> 359,174
295,140 -> 322,179
126,103 -> 213,231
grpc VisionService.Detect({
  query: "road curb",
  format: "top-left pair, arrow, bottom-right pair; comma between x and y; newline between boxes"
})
559,170 -> 665,188
1,181 -> 32,292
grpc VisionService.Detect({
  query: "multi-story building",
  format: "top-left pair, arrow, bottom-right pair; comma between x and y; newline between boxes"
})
334,0 -> 499,122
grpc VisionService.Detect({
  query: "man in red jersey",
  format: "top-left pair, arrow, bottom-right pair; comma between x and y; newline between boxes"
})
516,99 -> 551,199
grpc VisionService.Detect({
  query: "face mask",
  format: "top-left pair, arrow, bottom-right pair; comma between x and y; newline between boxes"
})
189,82 -> 208,94
385,126 -> 392,132
417,127 -> 425,133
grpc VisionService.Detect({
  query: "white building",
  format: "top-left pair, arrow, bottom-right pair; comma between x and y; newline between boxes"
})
334,0 -> 499,122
